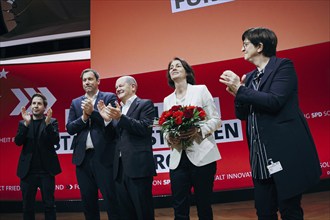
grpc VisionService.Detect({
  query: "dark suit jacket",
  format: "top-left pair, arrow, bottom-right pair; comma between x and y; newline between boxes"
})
113,97 -> 156,179
235,56 -> 321,200
66,91 -> 117,167
14,117 -> 61,179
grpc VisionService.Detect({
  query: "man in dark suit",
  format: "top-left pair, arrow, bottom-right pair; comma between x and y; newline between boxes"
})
66,68 -> 119,220
14,93 -> 61,220
98,75 -> 156,220
219,27 -> 321,220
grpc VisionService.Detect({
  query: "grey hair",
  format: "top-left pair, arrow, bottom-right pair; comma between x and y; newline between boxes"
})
120,75 -> 138,89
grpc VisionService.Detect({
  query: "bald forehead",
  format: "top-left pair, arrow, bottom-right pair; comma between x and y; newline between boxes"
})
116,76 -> 136,85
116,76 -> 126,83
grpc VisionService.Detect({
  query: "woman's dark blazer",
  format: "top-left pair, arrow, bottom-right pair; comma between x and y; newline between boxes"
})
235,56 -> 321,200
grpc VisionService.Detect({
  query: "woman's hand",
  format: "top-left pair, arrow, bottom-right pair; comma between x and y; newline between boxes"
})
166,127 -> 199,149
219,70 -> 245,96
166,133 -> 181,146
178,127 -> 198,140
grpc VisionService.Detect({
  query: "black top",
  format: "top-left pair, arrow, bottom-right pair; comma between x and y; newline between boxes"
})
30,119 -> 46,173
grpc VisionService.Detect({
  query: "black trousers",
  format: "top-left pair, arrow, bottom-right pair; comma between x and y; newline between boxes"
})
20,172 -> 56,220
253,178 -> 304,220
76,149 -> 119,220
170,151 -> 217,220
115,158 -> 154,220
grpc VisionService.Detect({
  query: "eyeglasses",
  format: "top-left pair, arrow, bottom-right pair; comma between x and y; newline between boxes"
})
242,41 -> 251,49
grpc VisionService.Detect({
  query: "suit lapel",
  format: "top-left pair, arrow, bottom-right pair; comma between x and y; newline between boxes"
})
184,84 -> 193,105
27,117 -> 46,138
126,98 -> 139,117
94,92 -> 103,109
168,93 -> 176,108
246,70 -> 257,89
259,56 -> 276,89
38,117 -> 46,138
27,119 -> 35,139
76,96 -> 85,115
27,116 -> 46,146
170,84 -> 193,107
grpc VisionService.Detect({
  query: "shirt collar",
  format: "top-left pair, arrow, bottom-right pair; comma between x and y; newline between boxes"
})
84,90 -> 99,100
121,95 -> 137,107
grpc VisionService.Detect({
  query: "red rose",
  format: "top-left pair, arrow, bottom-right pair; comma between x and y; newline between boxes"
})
158,116 -> 166,125
173,111 -> 183,118
175,116 -> 182,125
171,105 -> 182,111
173,111 -> 184,125
196,107 -> 203,112
198,110 -> 206,120
187,106 -> 195,111
164,111 -> 172,119
183,108 -> 194,119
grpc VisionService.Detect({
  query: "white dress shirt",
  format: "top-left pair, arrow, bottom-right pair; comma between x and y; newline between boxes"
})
82,91 -> 99,150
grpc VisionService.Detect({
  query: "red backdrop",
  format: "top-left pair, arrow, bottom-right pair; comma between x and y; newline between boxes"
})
0,42 -> 329,200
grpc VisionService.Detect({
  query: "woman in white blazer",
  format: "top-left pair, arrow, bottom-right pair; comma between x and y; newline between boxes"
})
163,57 -> 221,220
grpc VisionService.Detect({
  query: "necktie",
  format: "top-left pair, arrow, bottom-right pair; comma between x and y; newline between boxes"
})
252,70 -> 263,90
249,69 -> 270,179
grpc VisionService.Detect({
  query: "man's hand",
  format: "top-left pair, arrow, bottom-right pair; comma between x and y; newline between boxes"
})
21,106 -> 31,127
81,98 -> 93,120
97,100 -> 112,122
45,108 -> 52,125
108,101 -> 122,121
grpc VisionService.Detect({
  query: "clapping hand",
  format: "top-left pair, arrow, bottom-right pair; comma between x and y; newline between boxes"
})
108,101 -> 122,121
81,98 -> 93,118
219,70 -> 246,96
45,108 -> 52,125
97,100 -> 112,122
21,106 -> 31,127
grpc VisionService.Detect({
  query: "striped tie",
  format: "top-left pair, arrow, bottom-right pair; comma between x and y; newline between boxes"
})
252,70 -> 263,90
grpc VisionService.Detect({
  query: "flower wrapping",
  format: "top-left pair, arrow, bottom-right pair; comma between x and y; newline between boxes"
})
155,105 -> 206,149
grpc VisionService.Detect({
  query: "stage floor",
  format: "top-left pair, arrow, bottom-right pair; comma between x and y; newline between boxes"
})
0,191 -> 329,220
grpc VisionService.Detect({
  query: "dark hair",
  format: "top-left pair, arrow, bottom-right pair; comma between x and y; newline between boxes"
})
242,27 -> 277,57
166,57 -> 196,88
31,93 -> 48,107
80,68 -> 100,80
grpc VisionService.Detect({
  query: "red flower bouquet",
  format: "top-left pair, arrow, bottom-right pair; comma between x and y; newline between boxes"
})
156,105 -> 206,149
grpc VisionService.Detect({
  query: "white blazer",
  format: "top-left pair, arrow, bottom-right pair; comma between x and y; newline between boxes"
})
163,84 -> 221,169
